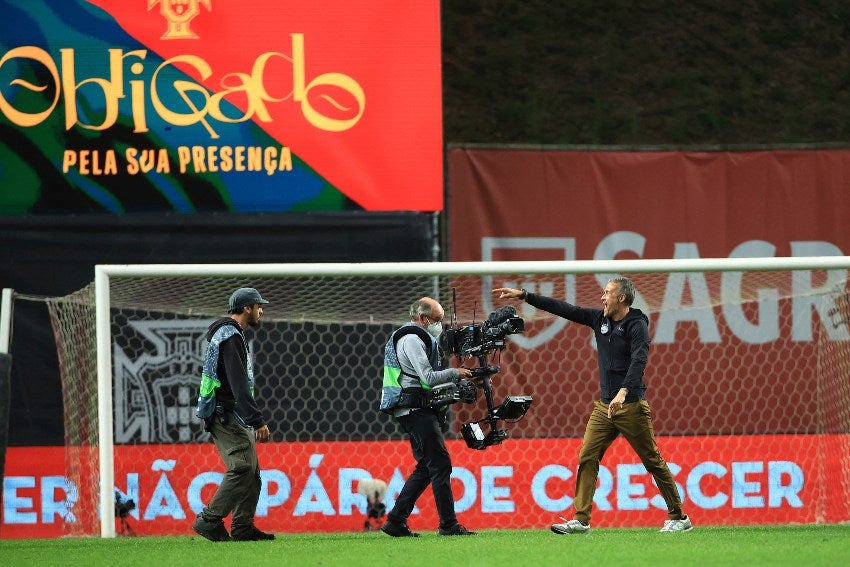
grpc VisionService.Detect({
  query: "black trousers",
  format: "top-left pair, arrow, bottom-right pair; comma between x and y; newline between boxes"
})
387,409 -> 458,530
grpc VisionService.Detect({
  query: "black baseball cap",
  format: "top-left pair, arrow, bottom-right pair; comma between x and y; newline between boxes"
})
228,287 -> 269,312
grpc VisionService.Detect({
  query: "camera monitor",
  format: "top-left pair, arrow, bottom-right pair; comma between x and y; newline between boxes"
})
492,395 -> 533,420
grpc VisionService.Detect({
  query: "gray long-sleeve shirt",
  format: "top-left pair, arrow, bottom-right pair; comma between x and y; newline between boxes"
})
392,331 -> 460,416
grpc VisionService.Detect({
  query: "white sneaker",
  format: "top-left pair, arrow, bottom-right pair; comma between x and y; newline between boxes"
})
550,517 -> 590,534
659,515 -> 693,532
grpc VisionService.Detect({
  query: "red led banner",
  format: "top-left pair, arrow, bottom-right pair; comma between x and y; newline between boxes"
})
3,435 -> 848,538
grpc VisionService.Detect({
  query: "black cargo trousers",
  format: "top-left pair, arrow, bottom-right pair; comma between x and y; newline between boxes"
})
387,408 -> 459,530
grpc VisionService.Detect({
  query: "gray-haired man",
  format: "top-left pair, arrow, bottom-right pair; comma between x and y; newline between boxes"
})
494,278 -> 692,534
380,297 -> 477,537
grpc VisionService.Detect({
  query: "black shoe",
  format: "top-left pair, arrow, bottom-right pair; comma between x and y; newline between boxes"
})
231,526 -> 275,541
192,514 -> 231,542
380,521 -> 420,537
438,523 -> 477,536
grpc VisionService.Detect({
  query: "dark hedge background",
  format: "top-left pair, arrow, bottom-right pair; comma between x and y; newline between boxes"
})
442,1 -> 850,146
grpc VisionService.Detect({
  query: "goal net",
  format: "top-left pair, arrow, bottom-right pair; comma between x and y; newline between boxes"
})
45,258 -> 850,537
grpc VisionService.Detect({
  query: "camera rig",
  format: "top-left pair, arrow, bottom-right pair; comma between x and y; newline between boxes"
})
438,295 -> 533,450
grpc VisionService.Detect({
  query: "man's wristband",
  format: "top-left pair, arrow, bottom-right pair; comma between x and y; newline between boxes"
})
520,289 -> 528,300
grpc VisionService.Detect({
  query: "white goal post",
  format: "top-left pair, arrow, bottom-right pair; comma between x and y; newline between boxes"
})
85,256 -> 850,537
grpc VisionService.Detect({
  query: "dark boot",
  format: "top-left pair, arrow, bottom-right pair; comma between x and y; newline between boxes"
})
438,523 -> 477,536
380,521 -> 421,537
231,525 -> 275,541
192,514 -> 231,542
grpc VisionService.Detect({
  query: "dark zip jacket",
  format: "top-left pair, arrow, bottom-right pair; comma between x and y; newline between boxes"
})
526,293 -> 649,403
200,317 -> 266,428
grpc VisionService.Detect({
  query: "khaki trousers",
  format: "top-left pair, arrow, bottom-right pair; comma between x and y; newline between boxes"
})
202,413 -> 261,530
573,400 -> 683,525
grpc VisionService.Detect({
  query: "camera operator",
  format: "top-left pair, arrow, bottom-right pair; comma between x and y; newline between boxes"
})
379,297 -> 477,537
494,279 -> 693,534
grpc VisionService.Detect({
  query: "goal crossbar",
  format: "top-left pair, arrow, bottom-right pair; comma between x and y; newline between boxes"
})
95,256 -> 850,279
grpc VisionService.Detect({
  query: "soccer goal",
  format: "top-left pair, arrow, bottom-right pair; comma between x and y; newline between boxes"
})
45,257 -> 850,537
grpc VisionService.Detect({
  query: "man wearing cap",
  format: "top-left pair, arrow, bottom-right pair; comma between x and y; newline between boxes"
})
193,287 -> 275,542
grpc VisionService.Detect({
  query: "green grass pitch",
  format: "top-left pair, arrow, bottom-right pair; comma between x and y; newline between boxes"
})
1,525 -> 848,566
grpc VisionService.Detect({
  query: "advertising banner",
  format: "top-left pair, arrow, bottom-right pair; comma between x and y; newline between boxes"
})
448,147 -> 850,262
3,435 -> 848,538
0,1 -> 443,213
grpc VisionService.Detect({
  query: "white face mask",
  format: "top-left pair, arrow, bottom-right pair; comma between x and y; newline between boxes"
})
427,321 -> 443,338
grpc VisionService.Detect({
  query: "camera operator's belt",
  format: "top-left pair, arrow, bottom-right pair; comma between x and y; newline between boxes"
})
398,387 -> 429,409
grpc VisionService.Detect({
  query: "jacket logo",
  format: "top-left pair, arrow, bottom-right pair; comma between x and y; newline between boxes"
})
148,0 -> 212,40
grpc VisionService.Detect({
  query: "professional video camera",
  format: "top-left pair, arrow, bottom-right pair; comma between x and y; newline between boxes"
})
439,305 -> 525,358
438,294 -> 533,450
